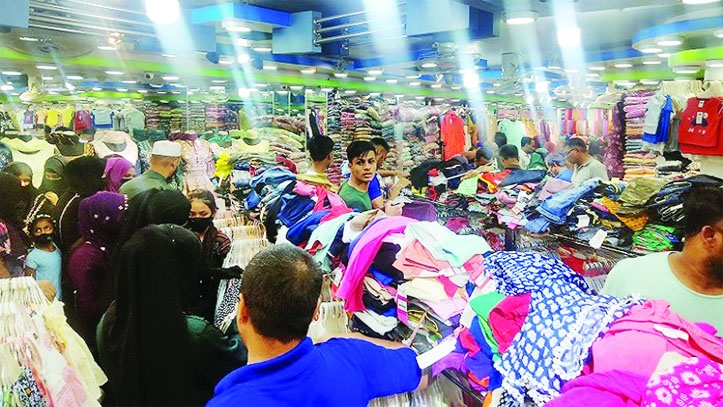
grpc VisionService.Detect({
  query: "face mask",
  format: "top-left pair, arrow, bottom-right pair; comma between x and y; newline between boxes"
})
32,234 -> 54,245
186,217 -> 213,234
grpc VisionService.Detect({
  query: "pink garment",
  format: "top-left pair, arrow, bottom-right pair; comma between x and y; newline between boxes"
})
313,186 -> 353,223
538,178 -> 575,201
438,276 -> 459,297
445,217 -> 470,233
178,139 -> 215,194
643,357 -> 723,407
420,297 -> 468,321
489,293 -> 532,354
544,370 -> 647,407
590,300 -> 723,378
292,181 -> 317,197
393,239 -> 448,278
337,216 -> 417,311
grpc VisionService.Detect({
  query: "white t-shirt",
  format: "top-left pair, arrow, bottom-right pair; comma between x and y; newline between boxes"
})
602,252 -> 723,333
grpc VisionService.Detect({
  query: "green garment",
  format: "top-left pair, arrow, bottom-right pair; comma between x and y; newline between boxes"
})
339,181 -> 373,212
528,148 -> 548,171
469,291 -> 506,359
119,169 -> 173,200
456,177 -> 479,197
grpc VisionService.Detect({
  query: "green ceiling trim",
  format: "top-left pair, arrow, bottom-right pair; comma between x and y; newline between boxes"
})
599,69 -> 698,81
668,47 -> 723,67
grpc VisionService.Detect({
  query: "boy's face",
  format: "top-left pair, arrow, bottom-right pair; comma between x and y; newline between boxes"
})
32,219 -> 54,237
350,151 -> 376,183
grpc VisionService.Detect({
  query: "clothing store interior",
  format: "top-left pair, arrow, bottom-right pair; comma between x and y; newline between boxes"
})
1,0 -> 723,406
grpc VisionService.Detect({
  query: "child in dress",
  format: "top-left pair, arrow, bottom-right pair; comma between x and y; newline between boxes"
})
25,214 -> 62,300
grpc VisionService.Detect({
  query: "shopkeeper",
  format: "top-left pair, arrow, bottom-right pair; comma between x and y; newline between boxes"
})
119,140 -> 181,199
208,245 -> 423,407
564,137 -> 609,185
602,187 -> 723,332
369,137 -> 410,208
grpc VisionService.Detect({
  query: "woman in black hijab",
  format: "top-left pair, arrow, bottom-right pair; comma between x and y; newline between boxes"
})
2,162 -> 38,225
97,224 -> 246,406
0,172 -> 32,277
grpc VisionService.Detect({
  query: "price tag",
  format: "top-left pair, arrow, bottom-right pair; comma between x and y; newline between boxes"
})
696,112 -> 704,125
589,229 -> 608,249
576,215 -> 590,228
396,286 -> 409,324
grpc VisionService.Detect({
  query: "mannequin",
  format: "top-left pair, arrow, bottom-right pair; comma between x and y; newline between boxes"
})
92,130 -> 139,165
169,132 -> 216,194
48,129 -> 94,160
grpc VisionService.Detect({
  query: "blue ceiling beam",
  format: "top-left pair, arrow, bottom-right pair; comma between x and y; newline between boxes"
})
632,16 -> 723,44
190,3 -> 291,27
585,48 -> 643,63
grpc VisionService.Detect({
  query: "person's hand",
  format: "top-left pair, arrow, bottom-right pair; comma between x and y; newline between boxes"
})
384,202 -> 404,217
396,171 -> 410,179
37,280 -> 56,302
397,178 -> 411,188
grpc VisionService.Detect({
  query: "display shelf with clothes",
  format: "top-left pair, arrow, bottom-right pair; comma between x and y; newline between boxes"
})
0,277 -> 108,407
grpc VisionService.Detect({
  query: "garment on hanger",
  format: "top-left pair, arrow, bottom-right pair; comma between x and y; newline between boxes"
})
678,97 -> 723,156
498,118 -> 526,148
176,138 -> 216,194
61,105 -> 75,128
91,107 -> 115,129
441,111 -> 465,160
74,109 -> 93,133
118,104 -> 146,133
91,130 -> 139,164
46,108 -> 62,128
1,136 -> 55,187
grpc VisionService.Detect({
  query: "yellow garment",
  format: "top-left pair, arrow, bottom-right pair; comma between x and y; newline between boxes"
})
236,138 -> 270,154
62,107 -> 75,127
214,152 -> 233,180
297,171 -> 338,192
46,109 -> 62,127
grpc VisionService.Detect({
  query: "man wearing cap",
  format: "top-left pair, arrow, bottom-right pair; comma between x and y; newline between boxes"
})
119,140 -> 181,199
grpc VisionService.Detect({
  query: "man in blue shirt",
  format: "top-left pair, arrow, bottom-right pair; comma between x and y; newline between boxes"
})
208,245 -> 423,407
545,152 -> 573,182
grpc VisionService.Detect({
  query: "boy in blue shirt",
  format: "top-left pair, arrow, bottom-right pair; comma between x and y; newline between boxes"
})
25,214 -> 62,299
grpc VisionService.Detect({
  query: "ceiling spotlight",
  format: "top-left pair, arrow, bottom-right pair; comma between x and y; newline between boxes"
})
106,70 -> 124,75
263,65 -> 278,71
363,76 -> 376,81
658,53 -> 672,58
640,46 -> 663,53
97,45 -> 117,51
222,20 -> 252,32
421,62 -> 438,68
368,69 -> 383,75
145,0 -> 180,24
589,66 -> 606,71
106,32 -> 123,45
716,29 -> 723,39
238,88 -> 251,98
300,68 -> 316,74
237,53 -> 251,64
66,75 -> 84,80
386,79 -> 398,84
252,47 -> 272,53
672,65 -> 701,74
614,63 -> 633,68
682,0 -> 718,4
333,72 -> 348,78
557,27 -> 581,48
706,60 -> 723,68
162,54 -> 177,58
504,11 -> 538,25
289,85 -> 304,90
162,75 -> 179,81
656,37 -> 682,47
643,60 -> 662,65
409,81 -> 421,86
1,71 -> 21,76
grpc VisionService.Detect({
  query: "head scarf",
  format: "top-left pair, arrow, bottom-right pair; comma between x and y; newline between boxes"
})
0,172 -> 29,226
78,192 -> 127,251
39,156 -> 69,195
104,157 -> 134,193
3,161 -> 38,198
102,224 -> 200,405
65,156 -> 107,197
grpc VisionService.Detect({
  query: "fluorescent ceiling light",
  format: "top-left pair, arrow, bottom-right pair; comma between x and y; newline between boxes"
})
706,60 -> 723,68
640,46 -> 663,53
222,20 -> 252,32
486,90 -> 495,94
116,88 -> 128,92
36,65 -> 57,71
513,92 -> 523,96
363,76 -> 376,81
209,86 -> 225,91
9,92 -> 19,96
138,89 -> 148,93
368,69 -> 383,75
643,60 -> 662,65
344,90 -> 357,94
564,68 -> 579,73
435,97 -> 446,101
237,39 -> 250,47
430,83 -> 442,88
1,71 -> 21,76
0,84 -> 13,91
672,65 -> 700,74
614,63 -> 633,68
451,85 -> 462,90
406,74 -> 420,79
42,76 -> 53,81
121,80 -> 137,84
370,92 -> 381,97
66,75 -> 84,80
162,75 -> 179,81
276,90 -> 288,95
254,83 -> 268,88
505,11 -> 538,25
106,70 -> 124,75
145,0 -> 180,24
97,45 -> 117,51
409,81 -> 421,86
170,83 -> 186,88
92,87 -> 102,91
48,91 -> 58,95
658,53 -> 672,58
333,72 -> 348,78
252,47 -> 272,53
171,91 -> 181,94
386,79 -> 398,84
682,0 -> 718,4
237,53 -> 251,64
656,38 -> 682,47
289,85 -> 304,90
585,73 -> 599,77
19,37 -> 39,42
157,91 -> 167,94
219,58 -> 233,65
212,80 -> 227,83
162,54 -> 177,58
320,87 -> 334,92
716,29 -> 723,39
421,62 -> 437,68
263,65 -> 278,70
589,66 -> 606,71
238,88 -> 251,98
300,68 -> 316,74
557,27 -> 581,48
640,79 -> 659,85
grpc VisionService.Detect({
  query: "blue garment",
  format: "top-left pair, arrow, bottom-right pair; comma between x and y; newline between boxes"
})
368,175 -> 382,201
498,170 -> 547,188
208,338 -> 421,407
536,179 -> 599,225
642,95 -> 673,144
556,169 -> 573,182
370,268 -> 394,286
286,210 -> 330,246
249,168 -> 296,191
26,245 -> 62,299
524,217 -> 551,234
277,194 -> 315,227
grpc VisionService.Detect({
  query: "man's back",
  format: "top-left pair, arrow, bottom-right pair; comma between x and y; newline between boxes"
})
208,337 -> 420,407
119,170 -> 170,199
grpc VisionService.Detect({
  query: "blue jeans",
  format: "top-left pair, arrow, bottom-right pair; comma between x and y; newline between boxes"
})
536,179 -> 600,224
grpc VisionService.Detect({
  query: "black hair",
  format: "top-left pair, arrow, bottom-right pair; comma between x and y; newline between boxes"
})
29,213 -> 55,232
493,132 -> 507,148
187,189 -> 217,213
370,137 -> 391,152
476,146 -> 494,162
65,156 -> 107,197
565,137 -> 588,152
498,144 -> 519,160
346,140 -> 376,162
241,244 -> 323,343
521,137 -> 534,148
682,186 -> 723,238
307,135 -> 335,162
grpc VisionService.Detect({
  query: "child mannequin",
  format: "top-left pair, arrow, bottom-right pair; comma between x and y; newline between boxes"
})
25,214 -> 62,300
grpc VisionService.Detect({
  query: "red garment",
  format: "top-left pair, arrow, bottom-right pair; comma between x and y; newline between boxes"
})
489,293 -> 531,354
679,97 -> 723,156
441,111 -> 466,160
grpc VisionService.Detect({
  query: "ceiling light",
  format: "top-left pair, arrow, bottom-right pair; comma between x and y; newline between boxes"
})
138,89 -> 148,93
421,62 -> 438,68
344,90 -> 357,94
614,63 -> 633,68
409,81 -> 421,86
658,53 -> 672,58
290,85 -> 303,90
320,87 -> 334,92
640,79 -> 660,85
105,70 -> 124,75
672,65 -> 701,74
333,72 -> 347,78
36,65 -> 57,71
145,0 -> 180,24
121,80 -> 137,84
363,76 -> 376,81
42,76 -> 53,81
386,79 -> 398,84
706,60 -> 723,68
715,29 -> 723,39
276,90 -> 289,95
237,53 -> 251,64
0,84 -> 12,91
414,96 -> 426,100
656,37 -> 682,47
253,47 -> 272,53
1,71 -> 21,76
162,75 -> 179,81
557,27 -> 581,48
535,81 -> 549,92
9,92 -> 19,96
463,73 -> 479,88
301,68 -> 316,74
589,66 -> 606,72
209,86 -> 225,91
238,88 -> 251,98
116,88 -> 128,92
486,90 -> 495,94
643,60 -> 663,65
187,91 -> 194,95
212,80 -> 227,84
222,20 -> 252,32
171,91 -> 181,94
513,92 -> 523,96
97,45 -> 117,51
434,97 -> 446,101
564,68 -> 579,73
157,91 -> 167,94
48,91 -> 58,95
451,85 -> 462,90
547,63 -> 561,70
170,83 -> 186,88
430,83 -> 443,88
19,37 -> 39,42
504,11 -> 538,25
92,87 -> 102,91
66,75 -> 84,80
370,92 -> 381,97
406,74 -> 420,79
263,65 -> 278,71
682,0 -> 718,4
616,81 -> 637,87
395,94 -> 405,98
585,73 -> 599,77
640,46 -> 663,53
162,54 -> 177,58
368,69 -> 383,75
254,83 -> 268,88
219,58 -> 233,65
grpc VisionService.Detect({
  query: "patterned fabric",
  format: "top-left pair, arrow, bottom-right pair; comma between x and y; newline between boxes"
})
485,252 -> 644,406
0,141 -> 12,170
0,221 -> 10,255
644,357 -> 723,407
12,366 -> 48,406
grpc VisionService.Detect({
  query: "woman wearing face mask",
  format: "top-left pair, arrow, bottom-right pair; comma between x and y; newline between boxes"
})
186,189 -> 241,322
104,157 -> 136,193
24,156 -> 69,233
0,172 -> 32,278
3,162 -> 39,225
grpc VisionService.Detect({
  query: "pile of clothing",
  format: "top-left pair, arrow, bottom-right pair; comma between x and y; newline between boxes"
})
623,90 -> 656,181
